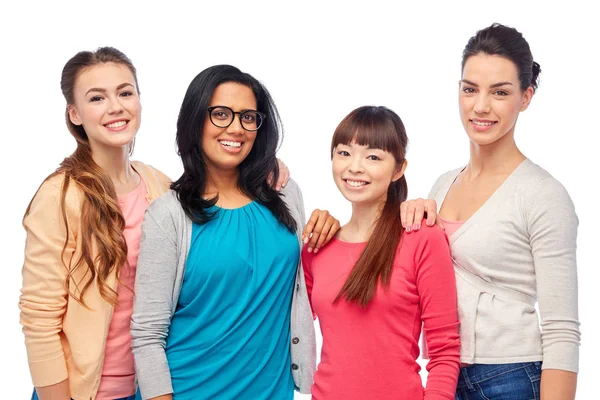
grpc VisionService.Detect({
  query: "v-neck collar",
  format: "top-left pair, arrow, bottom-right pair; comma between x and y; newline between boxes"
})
436,158 -> 530,245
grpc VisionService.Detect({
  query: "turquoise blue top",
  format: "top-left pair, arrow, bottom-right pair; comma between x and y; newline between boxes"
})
164,201 -> 299,399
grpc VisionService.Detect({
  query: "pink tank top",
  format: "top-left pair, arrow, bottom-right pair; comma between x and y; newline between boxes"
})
96,178 -> 148,399
439,216 -> 465,237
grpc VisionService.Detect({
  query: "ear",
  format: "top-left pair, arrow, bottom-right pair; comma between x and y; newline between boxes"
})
520,86 -> 534,112
68,104 -> 83,126
392,159 -> 408,182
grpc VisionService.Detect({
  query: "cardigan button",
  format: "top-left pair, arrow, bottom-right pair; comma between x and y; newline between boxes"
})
292,337 -> 300,344
291,363 -> 299,370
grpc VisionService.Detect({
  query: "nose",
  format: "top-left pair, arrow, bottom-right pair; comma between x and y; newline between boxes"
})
474,92 -> 491,114
226,114 -> 244,135
107,95 -> 124,115
348,155 -> 364,174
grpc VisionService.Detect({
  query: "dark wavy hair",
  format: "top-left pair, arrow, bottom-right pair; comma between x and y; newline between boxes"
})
462,23 -> 541,92
171,64 -> 296,231
331,106 -> 409,307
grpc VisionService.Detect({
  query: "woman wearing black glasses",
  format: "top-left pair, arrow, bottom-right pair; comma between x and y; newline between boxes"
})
131,65 -> 339,400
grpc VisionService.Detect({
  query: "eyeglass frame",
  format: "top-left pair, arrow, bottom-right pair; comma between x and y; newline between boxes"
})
206,106 -> 267,132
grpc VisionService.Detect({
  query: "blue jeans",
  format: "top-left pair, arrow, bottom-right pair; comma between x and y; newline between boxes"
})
455,362 -> 542,400
31,390 -> 136,400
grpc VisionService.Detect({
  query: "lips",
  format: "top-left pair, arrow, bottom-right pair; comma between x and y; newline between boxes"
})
470,118 -> 497,132
343,178 -> 370,189
104,119 -> 130,131
218,140 -> 242,148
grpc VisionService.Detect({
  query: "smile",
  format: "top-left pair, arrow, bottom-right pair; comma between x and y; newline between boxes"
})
104,120 -> 129,131
470,119 -> 497,132
471,120 -> 496,126
219,140 -> 242,148
343,179 -> 370,189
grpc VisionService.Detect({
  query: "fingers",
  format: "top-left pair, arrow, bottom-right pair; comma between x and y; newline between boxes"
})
323,219 -> 340,246
302,210 -> 320,244
267,171 -> 274,187
278,167 -> 290,190
306,210 -> 329,253
401,198 -> 439,233
275,158 -> 290,191
403,200 -> 417,233
425,200 -> 438,227
412,202 -> 425,232
313,216 -> 340,252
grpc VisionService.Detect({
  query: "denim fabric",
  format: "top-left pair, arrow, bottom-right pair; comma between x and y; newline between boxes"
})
31,390 -> 136,400
455,362 -> 542,400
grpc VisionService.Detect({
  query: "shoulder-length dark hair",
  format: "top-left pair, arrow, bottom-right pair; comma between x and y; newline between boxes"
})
331,106 -> 409,307
171,64 -> 296,231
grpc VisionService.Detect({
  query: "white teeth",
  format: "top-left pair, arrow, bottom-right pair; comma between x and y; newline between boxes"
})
472,120 -> 494,126
219,140 -> 241,148
105,121 -> 127,128
346,180 -> 367,187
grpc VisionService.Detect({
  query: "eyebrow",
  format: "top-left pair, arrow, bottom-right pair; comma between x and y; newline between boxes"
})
461,79 -> 514,88
85,82 -> 134,96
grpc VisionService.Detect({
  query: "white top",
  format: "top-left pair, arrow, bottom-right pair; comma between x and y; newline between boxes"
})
429,158 -> 580,372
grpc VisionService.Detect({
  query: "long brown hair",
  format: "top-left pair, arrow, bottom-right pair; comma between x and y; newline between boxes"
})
331,106 -> 409,307
24,47 -> 140,306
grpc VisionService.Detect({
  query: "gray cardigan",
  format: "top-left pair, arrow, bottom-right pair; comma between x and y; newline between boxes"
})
131,179 -> 316,399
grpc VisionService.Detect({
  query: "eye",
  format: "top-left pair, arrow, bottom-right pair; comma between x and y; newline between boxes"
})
242,112 -> 257,123
120,91 -> 133,97
462,87 -> 476,94
211,108 -> 232,120
90,96 -> 103,102
367,155 -> 381,161
337,150 -> 350,156
494,90 -> 509,96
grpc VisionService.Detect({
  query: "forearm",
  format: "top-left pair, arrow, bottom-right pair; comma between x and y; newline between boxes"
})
35,379 -> 70,400
540,369 -> 577,400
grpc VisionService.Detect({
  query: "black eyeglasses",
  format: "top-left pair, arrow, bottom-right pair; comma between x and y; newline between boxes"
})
207,106 -> 266,131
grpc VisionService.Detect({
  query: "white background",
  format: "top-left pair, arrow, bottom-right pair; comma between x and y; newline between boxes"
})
1,0 -> 597,398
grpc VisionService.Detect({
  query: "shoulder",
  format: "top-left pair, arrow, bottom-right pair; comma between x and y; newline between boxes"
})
146,190 -> 184,219
402,224 -> 449,248
31,172 -> 83,213
280,178 -> 302,199
132,160 -> 172,191
518,160 -> 575,209
401,225 -> 451,261
279,178 -> 304,210
429,167 -> 462,199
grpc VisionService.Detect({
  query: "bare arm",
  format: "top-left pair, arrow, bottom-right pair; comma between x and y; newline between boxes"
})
34,380 -> 70,400
540,370 -> 577,400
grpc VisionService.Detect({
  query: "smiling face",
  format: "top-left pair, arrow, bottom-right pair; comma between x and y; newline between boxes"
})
68,62 -> 141,153
459,53 -> 533,147
201,82 -> 258,175
332,141 -> 406,207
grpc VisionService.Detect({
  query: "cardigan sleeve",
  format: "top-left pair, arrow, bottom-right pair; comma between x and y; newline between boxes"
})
527,177 -> 580,372
19,179 -> 74,387
131,200 -> 179,399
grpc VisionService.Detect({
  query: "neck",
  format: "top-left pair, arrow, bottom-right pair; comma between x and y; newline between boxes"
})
90,144 -> 134,185
343,200 -> 383,242
467,130 -> 525,177
204,165 -> 240,197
